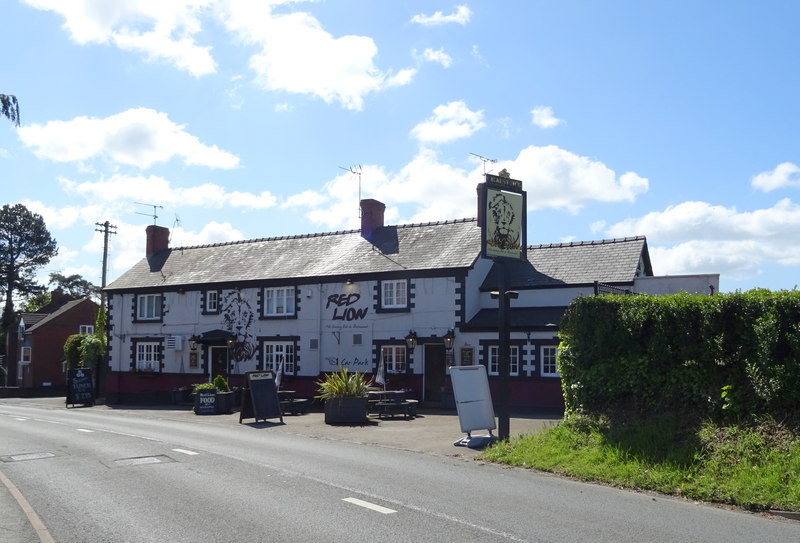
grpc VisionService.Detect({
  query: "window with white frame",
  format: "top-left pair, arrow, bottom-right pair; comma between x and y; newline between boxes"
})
79,325 -> 94,335
488,345 -> 520,376
21,347 -> 31,364
136,294 -> 162,321
205,290 -> 219,313
135,342 -> 161,372
264,342 -> 295,373
381,279 -> 407,309
381,345 -> 407,373
263,287 -> 295,316
541,345 -> 559,377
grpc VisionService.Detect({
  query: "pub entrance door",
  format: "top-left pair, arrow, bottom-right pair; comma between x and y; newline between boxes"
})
424,344 -> 446,402
209,346 -> 229,380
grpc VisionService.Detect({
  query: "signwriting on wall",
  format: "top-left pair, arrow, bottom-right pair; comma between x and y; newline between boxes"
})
326,293 -> 368,321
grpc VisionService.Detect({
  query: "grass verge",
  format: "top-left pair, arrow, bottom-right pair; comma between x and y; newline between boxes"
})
481,414 -> 800,512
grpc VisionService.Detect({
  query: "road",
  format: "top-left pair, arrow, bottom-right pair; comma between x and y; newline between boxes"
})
1,400 -> 798,542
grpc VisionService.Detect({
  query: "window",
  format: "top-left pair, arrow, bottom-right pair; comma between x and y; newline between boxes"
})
205,290 -> 219,313
381,345 -> 407,373
135,342 -> 161,372
541,345 -> 559,377
264,342 -> 295,373
381,279 -> 407,309
79,325 -> 94,335
264,287 -> 295,316
488,345 -> 520,376
136,294 -> 162,321
21,347 -> 31,364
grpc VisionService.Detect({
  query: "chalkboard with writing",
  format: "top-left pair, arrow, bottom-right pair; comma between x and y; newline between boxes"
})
66,368 -> 94,407
239,371 -> 283,424
195,390 -> 217,415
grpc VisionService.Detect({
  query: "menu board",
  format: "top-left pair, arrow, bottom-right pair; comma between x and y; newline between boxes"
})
66,368 -> 94,407
239,371 -> 283,423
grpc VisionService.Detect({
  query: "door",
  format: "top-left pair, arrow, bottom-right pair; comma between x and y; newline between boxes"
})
210,346 -> 229,379
424,344 -> 446,402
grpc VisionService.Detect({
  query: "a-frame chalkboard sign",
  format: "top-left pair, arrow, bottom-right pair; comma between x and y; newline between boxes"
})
66,368 -> 94,408
239,371 -> 283,424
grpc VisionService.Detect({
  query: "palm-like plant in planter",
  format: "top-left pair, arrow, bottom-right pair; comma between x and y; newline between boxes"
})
316,366 -> 373,424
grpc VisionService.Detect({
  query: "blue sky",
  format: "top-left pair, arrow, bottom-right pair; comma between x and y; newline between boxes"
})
2,1 -> 800,294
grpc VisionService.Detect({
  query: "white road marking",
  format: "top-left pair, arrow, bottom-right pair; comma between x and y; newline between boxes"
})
76,428 -> 94,433
172,448 -> 199,456
14,418 -> 27,421
342,497 -> 396,514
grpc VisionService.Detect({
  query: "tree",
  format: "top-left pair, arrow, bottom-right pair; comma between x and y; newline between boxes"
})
48,272 -> 100,300
20,291 -> 51,313
0,204 -> 58,332
0,94 -> 20,126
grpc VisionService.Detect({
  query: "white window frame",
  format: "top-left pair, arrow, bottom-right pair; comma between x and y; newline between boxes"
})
137,294 -> 162,321
206,290 -> 219,312
264,342 -> 295,374
488,345 -> 520,376
540,345 -> 559,377
21,346 -> 31,364
135,342 -> 160,372
381,279 -> 408,309
79,325 -> 94,335
381,345 -> 407,373
264,287 -> 295,316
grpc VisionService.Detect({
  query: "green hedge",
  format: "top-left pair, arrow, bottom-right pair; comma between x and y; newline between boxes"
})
558,289 -> 800,422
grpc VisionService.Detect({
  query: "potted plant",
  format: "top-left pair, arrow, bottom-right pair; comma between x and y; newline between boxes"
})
212,374 -> 234,414
316,366 -> 373,424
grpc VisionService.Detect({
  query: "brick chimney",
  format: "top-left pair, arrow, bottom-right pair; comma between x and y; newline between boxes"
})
146,225 -> 170,258
360,199 -> 385,241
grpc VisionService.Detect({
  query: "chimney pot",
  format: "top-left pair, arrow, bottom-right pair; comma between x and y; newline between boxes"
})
360,199 -> 385,241
146,225 -> 170,258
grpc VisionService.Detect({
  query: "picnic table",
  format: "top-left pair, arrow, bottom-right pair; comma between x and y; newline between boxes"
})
278,390 -> 310,415
368,390 -> 417,420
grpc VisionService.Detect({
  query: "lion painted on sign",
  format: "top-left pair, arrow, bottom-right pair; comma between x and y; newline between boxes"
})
487,191 -> 520,251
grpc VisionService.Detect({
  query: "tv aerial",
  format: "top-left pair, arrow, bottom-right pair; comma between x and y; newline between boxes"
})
339,164 -> 362,216
135,202 -> 164,225
470,152 -> 497,175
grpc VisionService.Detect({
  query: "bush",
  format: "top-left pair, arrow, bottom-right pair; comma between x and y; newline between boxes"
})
212,374 -> 230,392
315,366 -> 373,399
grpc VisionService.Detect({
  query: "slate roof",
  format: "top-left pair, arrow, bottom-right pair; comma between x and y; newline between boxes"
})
463,306 -> 567,331
481,236 -> 652,290
27,299 -> 96,332
106,219 -> 482,291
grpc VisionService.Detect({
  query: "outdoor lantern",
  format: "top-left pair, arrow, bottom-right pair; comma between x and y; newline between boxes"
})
405,330 -> 418,353
443,329 -> 455,351
189,335 -> 199,351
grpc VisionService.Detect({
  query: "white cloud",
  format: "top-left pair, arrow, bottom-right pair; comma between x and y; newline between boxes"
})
604,198 -> 800,280
23,0 -> 217,77
752,162 -> 800,192
410,5 -> 472,26
410,101 -> 485,144
19,108 -> 239,170
58,174 -> 276,210
531,105 -> 563,129
420,48 -> 452,68
221,3 -> 415,111
506,145 -> 648,212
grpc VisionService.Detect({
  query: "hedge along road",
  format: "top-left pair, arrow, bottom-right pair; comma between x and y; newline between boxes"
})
0,399 -> 798,542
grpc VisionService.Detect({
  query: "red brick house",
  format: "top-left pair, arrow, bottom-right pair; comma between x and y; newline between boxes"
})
15,293 -> 99,392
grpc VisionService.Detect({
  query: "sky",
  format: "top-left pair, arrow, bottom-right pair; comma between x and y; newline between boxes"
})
2,1 -> 800,295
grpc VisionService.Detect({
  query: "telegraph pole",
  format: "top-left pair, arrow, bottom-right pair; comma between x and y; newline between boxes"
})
95,221 -> 117,304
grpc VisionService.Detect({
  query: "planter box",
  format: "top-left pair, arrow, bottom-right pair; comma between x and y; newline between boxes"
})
324,396 -> 368,424
216,391 -> 234,414
194,390 -> 217,415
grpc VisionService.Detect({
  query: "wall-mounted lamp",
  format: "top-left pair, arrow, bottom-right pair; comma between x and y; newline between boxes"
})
443,328 -> 455,351
345,278 -> 353,285
405,330 -> 418,353
189,335 -> 199,351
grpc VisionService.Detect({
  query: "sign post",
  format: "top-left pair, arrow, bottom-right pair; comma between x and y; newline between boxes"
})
478,170 -> 526,440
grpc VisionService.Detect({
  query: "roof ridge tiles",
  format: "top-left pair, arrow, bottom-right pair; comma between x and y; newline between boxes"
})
172,217 -> 478,251
528,235 -> 645,250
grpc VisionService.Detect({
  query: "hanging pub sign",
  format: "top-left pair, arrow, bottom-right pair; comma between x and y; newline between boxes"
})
477,170 -> 527,261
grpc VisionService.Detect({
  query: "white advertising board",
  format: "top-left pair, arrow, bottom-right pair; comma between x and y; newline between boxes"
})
450,365 -> 496,433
